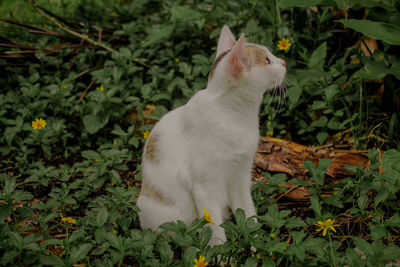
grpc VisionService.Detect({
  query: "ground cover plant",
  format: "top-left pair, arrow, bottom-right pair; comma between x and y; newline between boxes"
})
0,0 -> 399,266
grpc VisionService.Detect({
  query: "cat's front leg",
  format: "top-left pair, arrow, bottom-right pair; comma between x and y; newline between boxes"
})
192,183 -> 228,246
228,163 -> 257,219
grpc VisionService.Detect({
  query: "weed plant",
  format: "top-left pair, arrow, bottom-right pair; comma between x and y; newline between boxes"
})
0,0 -> 399,266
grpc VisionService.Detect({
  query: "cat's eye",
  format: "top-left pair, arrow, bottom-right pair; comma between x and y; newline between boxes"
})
265,57 -> 271,64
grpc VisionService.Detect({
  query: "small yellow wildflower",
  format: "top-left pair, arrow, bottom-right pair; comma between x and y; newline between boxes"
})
96,85 -> 104,92
143,130 -> 151,139
277,38 -> 292,51
202,208 -> 214,224
315,219 -> 340,237
267,130 -> 274,136
61,85 -> 67,90
194,255 -> 208,267
113,139 -> 117,145
60,214 -> 76,224
175,58 -> 180,63
32,118 -> 46,130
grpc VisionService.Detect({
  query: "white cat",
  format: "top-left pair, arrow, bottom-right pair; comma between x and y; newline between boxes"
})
137,25 -> 286,246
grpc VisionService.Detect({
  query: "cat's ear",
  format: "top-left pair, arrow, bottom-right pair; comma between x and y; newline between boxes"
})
216,25 -> 236,58
225,34 -> 247,79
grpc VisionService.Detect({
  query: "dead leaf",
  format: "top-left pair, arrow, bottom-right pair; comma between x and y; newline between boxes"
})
360,37 -> 377,56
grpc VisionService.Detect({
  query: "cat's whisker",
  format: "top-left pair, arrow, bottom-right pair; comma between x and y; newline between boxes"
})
275,79 -> 287,110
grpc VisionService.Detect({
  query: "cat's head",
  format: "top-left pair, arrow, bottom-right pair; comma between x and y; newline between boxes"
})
209,25 -> 286,95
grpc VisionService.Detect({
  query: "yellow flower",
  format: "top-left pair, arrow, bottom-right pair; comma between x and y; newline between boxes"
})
96,85 -> 104,92
60,214 -> 76,224
113,139 -> 117,145
61,85 -> 67,90
277,38 -> 292,51
315,219 -> 340,237
32,118 -> 46,130
143,130 -> 151,139
194,255 -> 208,267
202,208 -> 214,224
175,58 -> 180,63
267,130 -> 274,136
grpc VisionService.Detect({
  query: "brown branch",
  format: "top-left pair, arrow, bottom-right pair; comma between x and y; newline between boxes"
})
29,1 -> 114,53
79,80 -> 95,102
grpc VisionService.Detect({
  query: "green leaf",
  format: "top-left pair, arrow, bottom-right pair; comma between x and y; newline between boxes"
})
280,0 -> 336,8
83,114 -> 110,134
8,232 -> 23,248
159,221 -> 181,233
386,213 -> 400,227
358,194 -> 368,211
172,234 -> 194,246
345,247 -> 363,265
4,126 -> 18,146
0,205 -> 13,222
319,158 -> 332,171
352,237 -> 373,255
158,242 -> 173,264
40,255 -> 65,266
170,5 -> 203,22
382,246 -> 400,261
13,191 -> 33,202
286,217 -> 306,229
354,61 -> 400,80
382,149 -> 400,177
312,100 -> 327,110
370,224 -> 386,240
244,257 -> 258,266
234,208 -> 246,228
285,85 -> 302,105
142,24 -> 175,48
68,229 -> 85,243
311,116 -> 328,127
119,47 -> 131,58
310,196 -> 322,217
81,150 -> 101,160
317,132 -> 328,144
309,42 -> 327,70
199,227 -> 212,249
1,250 -> 18,264
338,19 -> 400,45
325,84 -> 339,102
4,177 -> 16,197
69,243 -> 92,263
97,208 -> 109,226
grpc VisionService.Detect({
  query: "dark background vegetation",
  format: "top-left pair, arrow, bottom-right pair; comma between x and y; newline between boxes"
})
0,0 -> 399,266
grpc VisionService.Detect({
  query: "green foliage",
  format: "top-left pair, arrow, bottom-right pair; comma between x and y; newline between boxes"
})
0,0 -> 399,265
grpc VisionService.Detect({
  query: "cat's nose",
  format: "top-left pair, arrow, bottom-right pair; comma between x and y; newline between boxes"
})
282,60 -> 286,67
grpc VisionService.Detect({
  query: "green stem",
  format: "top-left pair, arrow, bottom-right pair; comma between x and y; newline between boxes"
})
328,233 -> 336,267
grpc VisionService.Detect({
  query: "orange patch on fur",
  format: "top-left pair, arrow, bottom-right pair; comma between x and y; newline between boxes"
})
145,133 -> 159,163
245,46 -> 268,67
141,181 -> 173,206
